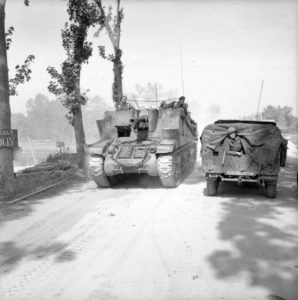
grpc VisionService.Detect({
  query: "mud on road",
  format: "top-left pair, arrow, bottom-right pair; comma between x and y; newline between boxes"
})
0,152 -> 297,300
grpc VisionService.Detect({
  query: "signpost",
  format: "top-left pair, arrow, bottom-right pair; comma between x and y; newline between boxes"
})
0,130 -> 18,149
56,141 -> 65,153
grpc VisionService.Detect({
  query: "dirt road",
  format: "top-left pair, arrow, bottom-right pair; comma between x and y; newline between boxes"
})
1,152 -> 297,300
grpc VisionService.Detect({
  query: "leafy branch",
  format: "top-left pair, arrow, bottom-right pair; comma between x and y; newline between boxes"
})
9,55 -> 35,96
6,0 -> 35,95
47,0 -> 104,123
94,0 -> 123,61
5,26 -> 14,50
94,0 -> 124,105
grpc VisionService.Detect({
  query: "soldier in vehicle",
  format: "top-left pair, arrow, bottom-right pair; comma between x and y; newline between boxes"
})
160,96 -> 188,115
117,96 -> 136,111
223,127 -> 243,156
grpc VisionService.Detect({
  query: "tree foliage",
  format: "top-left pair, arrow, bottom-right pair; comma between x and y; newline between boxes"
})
47,0 -> 104,121
262,105 -> 292,125
12,94 -> 73,141
95,0 -> 123,57
9,54 -> 35,96
11,113 -> 28,139
47,0 -> 107,168
94,0 -> 124,106
262,105 -> 298,132
11,94 -> 111,142
5,26 -> 14,50
25,94 -> 73,140
5,12 -> 35,96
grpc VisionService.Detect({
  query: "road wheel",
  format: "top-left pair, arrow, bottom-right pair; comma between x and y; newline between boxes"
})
206,178 -> 218,196
265,181 -> 277,198
88,156 -> 112,188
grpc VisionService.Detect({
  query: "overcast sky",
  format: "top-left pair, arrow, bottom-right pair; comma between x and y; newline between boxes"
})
6,0 -> 298,123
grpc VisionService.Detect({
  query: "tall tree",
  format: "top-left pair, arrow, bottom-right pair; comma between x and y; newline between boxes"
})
0,0 -> 31,194
95,0 -> 124,108
47,0 -> 104,168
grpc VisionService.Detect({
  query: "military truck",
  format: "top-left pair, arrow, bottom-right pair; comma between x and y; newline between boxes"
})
85,107 -> 197,188
200,120 -> 287,198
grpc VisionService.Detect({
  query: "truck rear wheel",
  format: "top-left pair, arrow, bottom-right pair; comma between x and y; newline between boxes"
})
265,181 -> 277,198
206,178 -> 218,196
88,156 -> 112,188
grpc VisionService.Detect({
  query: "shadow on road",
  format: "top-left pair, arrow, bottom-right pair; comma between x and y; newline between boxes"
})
112,173 -> 162,189
105,163 -> 205,189
0,167 -> 203,227
208,157 -> 298,300
0,178 -> 89,227
0,240 -> 76,274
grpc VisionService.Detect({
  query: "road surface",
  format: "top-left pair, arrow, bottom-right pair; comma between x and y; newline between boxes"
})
0,150 -> 297,300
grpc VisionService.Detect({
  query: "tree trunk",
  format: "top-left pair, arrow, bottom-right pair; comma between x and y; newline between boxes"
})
0,2 -> 14,196
72,75 -> 86,169
112,48 -> 123,107
73,104 -> 86,169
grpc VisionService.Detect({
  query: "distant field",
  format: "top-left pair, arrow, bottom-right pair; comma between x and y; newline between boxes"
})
14,140 -> 76,167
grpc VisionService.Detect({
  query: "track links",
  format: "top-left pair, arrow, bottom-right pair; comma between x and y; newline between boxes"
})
88,156 -> 111,188
157,143 -> 197,188
157,155 -> 178,188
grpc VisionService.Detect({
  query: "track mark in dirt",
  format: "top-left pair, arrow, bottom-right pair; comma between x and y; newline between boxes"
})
0,190 -> 157,299
0,207 -> 115,299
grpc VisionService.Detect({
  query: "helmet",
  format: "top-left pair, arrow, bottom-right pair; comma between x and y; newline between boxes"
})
227,127 -> 236,133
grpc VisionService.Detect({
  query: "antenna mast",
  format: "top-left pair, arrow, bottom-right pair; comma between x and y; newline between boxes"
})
179,42 -> 185,96
256,80 -> 264,119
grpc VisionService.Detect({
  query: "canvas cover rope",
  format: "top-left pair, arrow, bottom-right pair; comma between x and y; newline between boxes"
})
200,122 -> 286,166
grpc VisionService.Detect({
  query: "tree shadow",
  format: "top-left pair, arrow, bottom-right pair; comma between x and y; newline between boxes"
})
0,178 -> 89,227
0,241 -> 77,274
208,158 -> 298,300
110,163 -> 205,189
112,174 -> 162,189
215,181 -> 266,198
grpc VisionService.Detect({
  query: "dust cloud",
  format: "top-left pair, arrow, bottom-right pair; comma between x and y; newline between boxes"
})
188,100 -> 221,138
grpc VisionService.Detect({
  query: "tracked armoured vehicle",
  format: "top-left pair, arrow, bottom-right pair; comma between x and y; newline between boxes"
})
86,106 -> 197,188
200,120 -> 287,198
